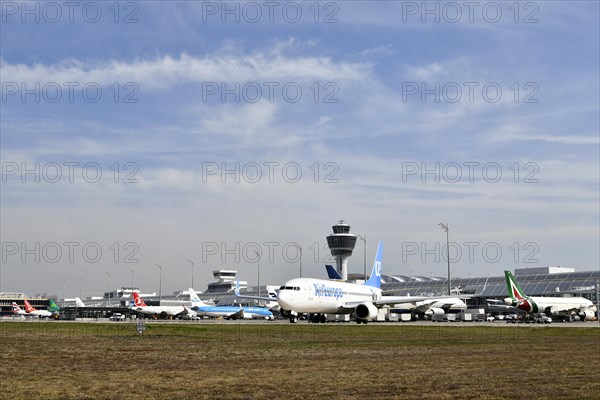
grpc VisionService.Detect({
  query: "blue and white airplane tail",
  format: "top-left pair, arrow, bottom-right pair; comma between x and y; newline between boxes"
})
325,265 -> 343,280
188,288 -> 208,307
363,241 -> 383,289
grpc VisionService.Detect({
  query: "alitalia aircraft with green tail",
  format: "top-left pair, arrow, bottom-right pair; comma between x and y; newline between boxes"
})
503,271 -> 597,321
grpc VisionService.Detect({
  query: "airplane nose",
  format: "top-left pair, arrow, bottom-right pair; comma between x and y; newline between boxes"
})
277,291 -> 293,310
503,297 -> 513,305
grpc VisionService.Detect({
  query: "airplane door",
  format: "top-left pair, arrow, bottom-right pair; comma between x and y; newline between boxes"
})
307,284 -> 313,300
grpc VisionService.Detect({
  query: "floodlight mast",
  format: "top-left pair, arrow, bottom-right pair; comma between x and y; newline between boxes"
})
156,264 -> 163,303
105,271 -> 111,306
129,266 -> 135,295
253,250 -> 261,299
188,259 -> 195,290
358,234 -> 367,280
439,222 -> 451,295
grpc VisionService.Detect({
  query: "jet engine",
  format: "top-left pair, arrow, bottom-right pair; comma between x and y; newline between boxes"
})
355,303 -> 378,320
425,307 -> 444,315
579,310 -> 596,321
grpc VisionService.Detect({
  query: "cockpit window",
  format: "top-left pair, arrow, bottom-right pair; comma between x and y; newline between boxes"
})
278,286 -> 300,291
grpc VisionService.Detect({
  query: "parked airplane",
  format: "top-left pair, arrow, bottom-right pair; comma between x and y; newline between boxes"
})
237,241 -> 465,323
324,264 -> 467,317
11,302 -> 28,316
504,271 -> 597,320
130,292 -> 187,318
48,299 -> 60,314
187,288 -> 273,320
21,299 -> 55,318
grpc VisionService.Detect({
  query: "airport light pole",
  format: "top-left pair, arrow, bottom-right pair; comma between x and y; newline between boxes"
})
439,222 -> 451,295
596,278 -> 599,324
78,275 -> 83,300
188,259 -> 195,290
299,245 -> 303,278
62,277 -> 66,305
156,264 -> 163,303
358,234 -> 367,280
129,266 -> 135,295
105,271 -> 111,306
292,243 -> 302,278
254,250 -> 261,300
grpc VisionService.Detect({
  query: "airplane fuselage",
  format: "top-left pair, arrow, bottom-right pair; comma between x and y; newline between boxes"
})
194,305 -> 273,319
276,278 -> 382,314
132,306 -> 184,316
505,295 -> 596,315
23,309 -> 53,318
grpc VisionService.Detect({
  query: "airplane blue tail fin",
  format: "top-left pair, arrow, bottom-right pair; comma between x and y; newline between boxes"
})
363,241 -> 383,288
325,265 -> 343,280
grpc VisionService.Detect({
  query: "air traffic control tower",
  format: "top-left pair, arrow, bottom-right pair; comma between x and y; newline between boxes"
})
326,220 -> 357,281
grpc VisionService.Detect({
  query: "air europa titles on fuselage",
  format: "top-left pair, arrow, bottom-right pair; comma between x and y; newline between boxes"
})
313,283 -> 344,299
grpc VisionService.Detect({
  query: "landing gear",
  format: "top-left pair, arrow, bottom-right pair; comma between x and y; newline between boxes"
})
290,316 -> 298,323
355,319 -> 368,324
309,314 -> 328,323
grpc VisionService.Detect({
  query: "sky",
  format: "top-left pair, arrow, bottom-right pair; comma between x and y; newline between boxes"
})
1,1 -> 598,299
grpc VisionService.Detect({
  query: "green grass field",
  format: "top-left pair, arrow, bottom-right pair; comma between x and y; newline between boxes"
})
1,322 -> 598,399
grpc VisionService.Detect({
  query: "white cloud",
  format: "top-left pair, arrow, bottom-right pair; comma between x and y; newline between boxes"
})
1,44 -> 369,89
201,101 -> 277,138
493,133 -> 599,145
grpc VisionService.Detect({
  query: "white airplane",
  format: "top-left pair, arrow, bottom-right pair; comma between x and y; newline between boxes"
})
130,292 -> 187,318
237,241 -> 466,323
19,299 -> 54,318
504,271 -> 597,321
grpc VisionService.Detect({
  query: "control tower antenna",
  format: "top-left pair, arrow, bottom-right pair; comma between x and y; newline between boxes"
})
326,220 -> 357,281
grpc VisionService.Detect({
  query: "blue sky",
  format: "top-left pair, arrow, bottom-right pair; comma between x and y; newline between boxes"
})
1,1 -> 598,298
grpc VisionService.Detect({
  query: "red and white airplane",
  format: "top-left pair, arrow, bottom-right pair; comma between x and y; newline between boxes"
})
11,302 -> 28,316
12,300 -> 54,318
130,292 -> 187,318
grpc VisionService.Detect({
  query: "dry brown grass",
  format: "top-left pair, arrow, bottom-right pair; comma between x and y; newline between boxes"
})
1,322 -> 598,399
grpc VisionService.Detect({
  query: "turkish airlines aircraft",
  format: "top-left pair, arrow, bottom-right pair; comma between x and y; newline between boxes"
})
237,241 -> 465,323
130,292 -> 187,318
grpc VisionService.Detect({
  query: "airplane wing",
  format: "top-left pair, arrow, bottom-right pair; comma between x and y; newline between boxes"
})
177,306 -> 197,318
338,295 -> 468,310
234,280 -> 274,302
227,308 -> 245,319
373,295 -> 470,306
414,301 -> 461,313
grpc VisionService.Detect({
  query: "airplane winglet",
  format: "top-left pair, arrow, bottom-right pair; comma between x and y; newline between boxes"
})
325,265 -> 343,280
234,280 -> 241,296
